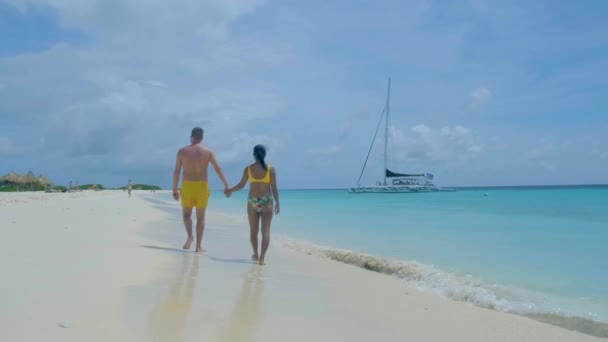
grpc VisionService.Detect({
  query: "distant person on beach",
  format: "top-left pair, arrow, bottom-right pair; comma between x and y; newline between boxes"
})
127,180 -> 132,197
69,180 -> 73,192
226,145 -> 280,265
173,127 -> 230,253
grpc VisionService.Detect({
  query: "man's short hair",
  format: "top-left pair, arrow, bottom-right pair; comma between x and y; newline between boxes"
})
191,127 -> 204,140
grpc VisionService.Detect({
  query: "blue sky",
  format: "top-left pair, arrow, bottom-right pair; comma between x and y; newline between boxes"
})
1,0 -> 607,189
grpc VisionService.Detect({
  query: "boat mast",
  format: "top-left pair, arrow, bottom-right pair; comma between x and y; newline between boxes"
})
384,77 -> 391,186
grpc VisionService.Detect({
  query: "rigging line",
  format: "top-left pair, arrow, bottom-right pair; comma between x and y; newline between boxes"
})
356,106 -> 386,186
388,104 -> 395,171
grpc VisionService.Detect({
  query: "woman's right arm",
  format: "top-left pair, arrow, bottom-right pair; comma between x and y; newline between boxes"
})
229,167 -> 249,193
270,167 -> 280,214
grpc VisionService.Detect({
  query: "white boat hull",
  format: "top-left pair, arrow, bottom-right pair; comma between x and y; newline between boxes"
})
348,186 -> 453,193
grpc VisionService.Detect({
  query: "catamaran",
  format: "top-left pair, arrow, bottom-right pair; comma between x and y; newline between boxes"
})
349,78 -> 453,194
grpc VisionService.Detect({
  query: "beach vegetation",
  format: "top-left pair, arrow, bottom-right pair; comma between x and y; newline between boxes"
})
80,184 -> 105,190
117,184 -> 161,190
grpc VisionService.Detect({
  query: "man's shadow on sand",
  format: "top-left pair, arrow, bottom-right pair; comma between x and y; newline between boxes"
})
140,245 -> 254,265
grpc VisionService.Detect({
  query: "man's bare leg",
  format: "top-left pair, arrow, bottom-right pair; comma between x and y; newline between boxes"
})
247,205 -> 260,261
182,207 -> 194,249
195,207 -> 206,253
259,208 -> 273,265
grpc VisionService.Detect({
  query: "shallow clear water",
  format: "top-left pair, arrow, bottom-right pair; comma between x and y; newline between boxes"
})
163,186 -> 608,327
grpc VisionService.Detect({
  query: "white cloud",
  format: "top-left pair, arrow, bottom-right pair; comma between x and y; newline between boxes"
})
527,142 -> 554,159
0,0 -> 285,171
340,110 -> 370,134
412,124 -> 431,136
538,161 -> 556,172
305,144 -> 343,158
591,145 -> 608,160
144,81 -> 167,88
471,87 -> 491,108
388,124 -> 483,162
215,133 -> 281,166
6,0 -> 267,40
0,137 -> 18,156
304,144 -> 343,166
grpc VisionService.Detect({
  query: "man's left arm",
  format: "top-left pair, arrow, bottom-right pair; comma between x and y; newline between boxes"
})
172,150 -> 182,200
209,151 -> 230,191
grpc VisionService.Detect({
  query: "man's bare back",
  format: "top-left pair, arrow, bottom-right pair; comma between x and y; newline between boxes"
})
173,143 -> 229,199
178,144 -> 213,182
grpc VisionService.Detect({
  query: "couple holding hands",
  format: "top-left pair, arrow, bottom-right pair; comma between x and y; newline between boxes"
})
172,127 -> 280,265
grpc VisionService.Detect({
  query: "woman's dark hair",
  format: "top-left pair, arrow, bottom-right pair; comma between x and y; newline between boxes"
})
253,145 -> 267,170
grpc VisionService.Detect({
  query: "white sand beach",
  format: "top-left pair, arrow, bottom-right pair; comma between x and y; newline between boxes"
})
0,190 -> 604,341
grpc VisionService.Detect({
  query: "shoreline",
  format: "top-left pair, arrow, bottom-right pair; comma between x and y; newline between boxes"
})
274,235 -> 608,338
1,190 -> 605,341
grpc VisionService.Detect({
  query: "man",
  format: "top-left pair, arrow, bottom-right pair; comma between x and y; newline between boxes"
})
173,127 -> 230,253
127,180 -> 132,197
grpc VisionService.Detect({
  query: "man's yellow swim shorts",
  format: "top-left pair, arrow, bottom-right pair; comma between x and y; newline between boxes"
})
180,181 -> 210,209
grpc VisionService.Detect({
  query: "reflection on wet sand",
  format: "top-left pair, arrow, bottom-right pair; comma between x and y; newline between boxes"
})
148,252 -> 199,342
221,265 -> 265,342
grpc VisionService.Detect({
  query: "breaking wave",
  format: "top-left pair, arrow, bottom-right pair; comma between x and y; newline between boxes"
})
276,236 -> 608,338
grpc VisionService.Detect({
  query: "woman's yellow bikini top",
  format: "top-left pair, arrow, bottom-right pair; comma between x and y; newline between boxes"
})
248,165 -> 271,184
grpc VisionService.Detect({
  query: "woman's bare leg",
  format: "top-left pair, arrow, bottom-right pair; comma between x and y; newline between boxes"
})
259,205 -> 274,265
247,204 -> 260,261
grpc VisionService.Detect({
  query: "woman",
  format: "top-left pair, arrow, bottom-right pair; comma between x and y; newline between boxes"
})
228,145 -> 280,265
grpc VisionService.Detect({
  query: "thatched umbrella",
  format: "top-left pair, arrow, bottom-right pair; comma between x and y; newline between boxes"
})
1,172 -> 26,190
37,174 -> 52,187
25,171 -> 37,183
15,174 -> 26,183
0,173 -> 7,185
1,171 -> 21,184
1,171 -> 52,191
23,171 -> 38,190
8,173 -> 23,190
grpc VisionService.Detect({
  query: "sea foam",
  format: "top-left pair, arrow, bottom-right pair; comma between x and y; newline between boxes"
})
276,236 -> 608,338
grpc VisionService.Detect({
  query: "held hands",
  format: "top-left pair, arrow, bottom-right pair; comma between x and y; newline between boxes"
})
224,188 -> 232,198
172,189 -> 179,201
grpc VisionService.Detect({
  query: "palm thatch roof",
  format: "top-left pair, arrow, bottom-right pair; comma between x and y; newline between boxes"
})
24,171 -> 38,184
1,171 -> 54,190
1,171 -> 20,183
37,175 -> 52,186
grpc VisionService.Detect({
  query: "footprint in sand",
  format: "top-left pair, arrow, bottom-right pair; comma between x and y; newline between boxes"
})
58,322 -> 72,328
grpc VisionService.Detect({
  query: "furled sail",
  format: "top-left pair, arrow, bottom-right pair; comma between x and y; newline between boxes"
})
385,169 -> 425,178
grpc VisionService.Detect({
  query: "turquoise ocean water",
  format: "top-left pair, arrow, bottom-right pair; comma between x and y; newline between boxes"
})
160,186 -> 608,335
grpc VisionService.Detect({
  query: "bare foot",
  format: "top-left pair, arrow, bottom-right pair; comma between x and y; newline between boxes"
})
183,237 -> 194,250
251,254 -> 259,261
258,258 -> 266,266
195,247 -> 206,254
